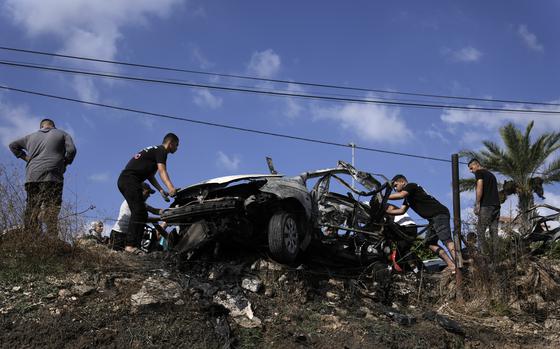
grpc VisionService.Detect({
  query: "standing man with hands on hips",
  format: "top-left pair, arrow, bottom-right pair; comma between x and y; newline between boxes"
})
117,133 -> 179,255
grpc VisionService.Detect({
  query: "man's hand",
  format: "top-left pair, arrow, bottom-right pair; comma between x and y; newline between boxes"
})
169,187 -> 177,197
160,189 -> 170,202
474,203 -> 480,216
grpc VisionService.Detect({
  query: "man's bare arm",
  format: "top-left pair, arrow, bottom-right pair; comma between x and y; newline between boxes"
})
146,204 -> 163,215
386,204 -> 409,215
157,163 -> 176,197
475,179 -> 483,214
148,175 -> 163,192
388,191 -> 409,200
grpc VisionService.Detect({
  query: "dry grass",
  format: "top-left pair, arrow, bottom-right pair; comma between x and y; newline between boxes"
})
442,230 -> 560,322
0,165 -> 113,283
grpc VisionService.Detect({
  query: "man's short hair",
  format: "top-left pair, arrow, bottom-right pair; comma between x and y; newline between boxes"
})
391,174 -> 407,184
163,133 -> 179,144
467,158 -> 480,166
40,118 -> 55,128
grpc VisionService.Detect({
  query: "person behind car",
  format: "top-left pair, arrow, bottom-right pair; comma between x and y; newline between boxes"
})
110,182 -> 163,252
87,220 -> 107,244
461,232 -> 478,264
385,204 -> 419,272
388,174 -> 457,273
467,158 -> 500,261
117,133 -> 179,255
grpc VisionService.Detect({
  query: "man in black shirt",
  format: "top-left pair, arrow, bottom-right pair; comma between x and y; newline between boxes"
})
117,133 -> 179,255
388,174 -> 457,272
468,159 -> 500,260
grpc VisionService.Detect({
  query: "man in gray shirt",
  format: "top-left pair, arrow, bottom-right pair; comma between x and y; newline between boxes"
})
9,118 -> 76,236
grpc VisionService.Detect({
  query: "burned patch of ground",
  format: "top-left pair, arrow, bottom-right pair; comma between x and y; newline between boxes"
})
1,239 -> 560,348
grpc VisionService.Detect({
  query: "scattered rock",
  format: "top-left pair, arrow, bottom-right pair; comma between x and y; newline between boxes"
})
251,259 -> 284,271
320,314 -> 347,330
45,293 -> 57,300
130,277 -> 183,310
328,278 -> 344,289
71,285 -> 95,297
241,277 -> 263,293
174,299 -> 185,306
58,289 -> 72,298
11,286 -> 21,292
278,274 -> 288,283
212,291 -> 261,328
326,291 -> 340,301
424,311 -> 465,336
544,318 -> 560,331
264,288 -> 275,298
189,279 -> 219,297
384,309 -> 416,326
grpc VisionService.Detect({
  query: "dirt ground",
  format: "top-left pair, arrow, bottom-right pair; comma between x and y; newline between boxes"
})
1,240 -> 560,349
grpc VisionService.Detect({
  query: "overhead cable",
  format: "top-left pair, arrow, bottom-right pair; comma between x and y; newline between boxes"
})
0,60 -> 559,115
0,84 -> 459,164
1,45 -> 558,108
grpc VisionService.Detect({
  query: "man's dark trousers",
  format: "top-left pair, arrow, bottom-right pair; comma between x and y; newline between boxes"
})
117,174 -> 147,248
477,206 -> 500,260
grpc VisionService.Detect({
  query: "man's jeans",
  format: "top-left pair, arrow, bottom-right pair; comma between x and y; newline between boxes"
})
477,206 -> 500,260
24,181 -> 63,236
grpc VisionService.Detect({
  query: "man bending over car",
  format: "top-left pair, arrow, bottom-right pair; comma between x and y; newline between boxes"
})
117,133 -> 179,255
388,174 -> 457,273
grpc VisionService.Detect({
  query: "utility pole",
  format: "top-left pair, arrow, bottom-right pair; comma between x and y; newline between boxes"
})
451,153 -> 464,302
349,142 -> 356,188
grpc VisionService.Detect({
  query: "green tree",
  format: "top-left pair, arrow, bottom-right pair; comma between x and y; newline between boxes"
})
460,121 -> 560,226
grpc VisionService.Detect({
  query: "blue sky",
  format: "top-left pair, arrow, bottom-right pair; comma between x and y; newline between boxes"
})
0,0 -> 559,235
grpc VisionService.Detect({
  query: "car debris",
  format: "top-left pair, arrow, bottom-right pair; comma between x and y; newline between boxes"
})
161,160 -> 422,272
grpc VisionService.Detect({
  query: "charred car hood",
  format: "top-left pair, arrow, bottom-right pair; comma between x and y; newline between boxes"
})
178,174 -> 283,192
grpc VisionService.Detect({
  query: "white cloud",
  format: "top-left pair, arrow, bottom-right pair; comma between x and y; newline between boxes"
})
2,0 -> 182,101
284,83 -> 304,118
443,46 -> 482,63
247,49 -> 281,78
425,127 -> 449,143
190,45 -> 213,69
193,89 -> 223,109
311,97 -> 412,144
88,172 -> 110,182
72,75 -> 100,102
216,151 -> 241,171
0,101 -> 40,147
518,24 -> 544,52
440,100 -> 560,146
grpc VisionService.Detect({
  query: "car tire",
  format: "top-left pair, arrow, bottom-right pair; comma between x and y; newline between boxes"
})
268,211 -> 300,263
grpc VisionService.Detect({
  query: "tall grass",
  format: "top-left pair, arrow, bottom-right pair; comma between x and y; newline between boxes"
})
0,165 -> 96,282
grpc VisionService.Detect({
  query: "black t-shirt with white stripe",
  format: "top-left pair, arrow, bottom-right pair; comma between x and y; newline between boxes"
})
121,145 -> 167,181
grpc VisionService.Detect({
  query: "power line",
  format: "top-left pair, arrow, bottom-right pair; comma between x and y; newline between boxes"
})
1,60 -> 559,116
1,45 -> 558,108
0,83 -> 459,164
1,59 -> 478,109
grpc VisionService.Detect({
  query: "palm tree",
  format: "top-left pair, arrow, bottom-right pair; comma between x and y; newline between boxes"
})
460,121 -> 560,226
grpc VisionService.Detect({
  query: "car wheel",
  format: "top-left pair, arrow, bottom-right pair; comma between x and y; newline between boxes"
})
268,211 -> 300,263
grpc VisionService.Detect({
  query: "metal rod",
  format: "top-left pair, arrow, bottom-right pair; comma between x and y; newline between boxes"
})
349,142 -> 356,189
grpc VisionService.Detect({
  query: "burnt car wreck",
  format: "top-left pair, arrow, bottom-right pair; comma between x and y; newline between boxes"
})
161,160 -> 419,269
